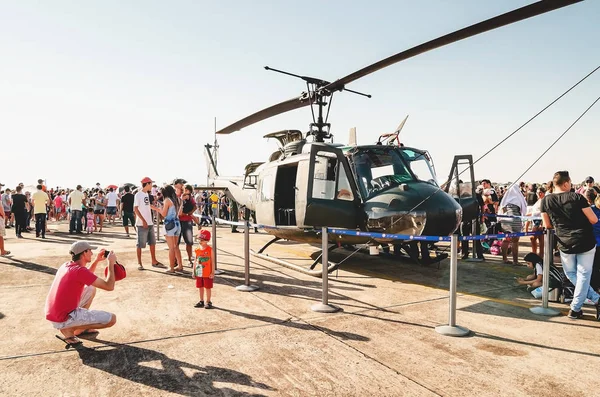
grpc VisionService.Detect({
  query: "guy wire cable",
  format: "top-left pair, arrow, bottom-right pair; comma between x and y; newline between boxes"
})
507,94 -> 600,189
387,64 -> 600,230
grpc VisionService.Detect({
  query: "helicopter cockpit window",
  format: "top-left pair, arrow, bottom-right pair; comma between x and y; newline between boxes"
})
353,148 -> 413,199
312,152 -> 337,200
399,149 -> 439,187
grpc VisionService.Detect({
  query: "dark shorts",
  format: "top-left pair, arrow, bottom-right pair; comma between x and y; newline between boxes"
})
122,211 -> 135,227
94,209 -> 105,215
195,277 -> 213,289
106,207 -> 117,215
178,221 -> 194,246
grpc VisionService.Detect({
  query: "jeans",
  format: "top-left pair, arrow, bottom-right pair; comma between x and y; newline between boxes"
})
70,210 -> 82,232
35,213 -> 46,237
560,247 -> 600,311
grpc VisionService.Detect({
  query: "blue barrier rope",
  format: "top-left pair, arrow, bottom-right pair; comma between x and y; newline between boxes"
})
328,228 -> 543,242
479,213 -> 542,220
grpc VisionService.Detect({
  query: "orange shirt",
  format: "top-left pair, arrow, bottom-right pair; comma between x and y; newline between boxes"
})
194,245 -> 213,277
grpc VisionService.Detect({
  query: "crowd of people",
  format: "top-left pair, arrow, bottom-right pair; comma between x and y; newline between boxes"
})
4,171 -> 600,347
464,173 -> 600,321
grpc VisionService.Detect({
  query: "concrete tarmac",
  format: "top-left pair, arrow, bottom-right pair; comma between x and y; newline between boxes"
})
0,220 -> 598,396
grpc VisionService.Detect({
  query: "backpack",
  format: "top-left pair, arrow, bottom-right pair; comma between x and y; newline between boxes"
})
559,278 -> 575,304
489,240 -> 502,256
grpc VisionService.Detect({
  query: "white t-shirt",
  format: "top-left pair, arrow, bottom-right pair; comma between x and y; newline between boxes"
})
134,191 -> 153,226
106,191 -> 119,207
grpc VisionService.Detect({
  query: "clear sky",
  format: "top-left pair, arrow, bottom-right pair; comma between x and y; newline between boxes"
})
1,0 -> 598,190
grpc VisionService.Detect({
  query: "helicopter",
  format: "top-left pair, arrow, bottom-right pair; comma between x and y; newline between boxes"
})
204,0 -> 582,275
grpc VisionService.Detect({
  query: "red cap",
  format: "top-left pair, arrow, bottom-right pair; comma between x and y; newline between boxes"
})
141,177 -> 153,184
199,229 -> 211,241
105,263 -> 127,281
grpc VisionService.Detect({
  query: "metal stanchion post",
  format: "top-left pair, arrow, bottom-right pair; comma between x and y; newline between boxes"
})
530,230 -> 560,316
311,227 -> 340,313
237,221 -> 259,292
436,234 -> 470,336
213,214 -> 224,275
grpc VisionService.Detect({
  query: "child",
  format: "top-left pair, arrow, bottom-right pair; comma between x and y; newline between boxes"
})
86,207 -> 95,234
516,252 -> 563,293
193,229 -> 215,309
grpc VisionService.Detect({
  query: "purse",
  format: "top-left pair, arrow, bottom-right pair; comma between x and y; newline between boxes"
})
165,220 -> 176,231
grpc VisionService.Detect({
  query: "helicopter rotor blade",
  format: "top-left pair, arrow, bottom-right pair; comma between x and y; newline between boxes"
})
322,0 -> 583,93
216,93 -> 314,135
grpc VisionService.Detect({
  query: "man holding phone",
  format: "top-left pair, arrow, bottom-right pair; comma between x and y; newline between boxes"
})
45,241 -> 118,347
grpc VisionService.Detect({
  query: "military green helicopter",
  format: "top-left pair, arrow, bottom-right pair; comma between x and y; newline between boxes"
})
205,0 -> 582,275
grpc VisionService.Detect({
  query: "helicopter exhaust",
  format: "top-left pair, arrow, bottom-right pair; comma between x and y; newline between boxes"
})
251,250 -> 339,277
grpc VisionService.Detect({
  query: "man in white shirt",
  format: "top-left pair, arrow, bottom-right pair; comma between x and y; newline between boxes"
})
134,177 -> 161,270
105,188 -> 119,225
68,185 -> 85,234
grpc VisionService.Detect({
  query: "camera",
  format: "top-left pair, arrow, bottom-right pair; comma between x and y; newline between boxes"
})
103,250 -> 110,258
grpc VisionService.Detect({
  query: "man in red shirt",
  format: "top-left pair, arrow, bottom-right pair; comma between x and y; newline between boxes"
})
45,241 -> 118,346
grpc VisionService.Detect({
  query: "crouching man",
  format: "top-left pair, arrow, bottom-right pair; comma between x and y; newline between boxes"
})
45,241 -> 117,347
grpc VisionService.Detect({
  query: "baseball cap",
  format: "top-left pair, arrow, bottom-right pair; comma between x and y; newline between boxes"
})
585,176 -> 594,183
141,176 -> 154,184
69,241 -> 98,255
105,262 -> 127,281
198,229 -> 211,241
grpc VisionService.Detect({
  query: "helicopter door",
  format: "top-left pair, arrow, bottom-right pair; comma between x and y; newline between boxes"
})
444,155 -> 477,223
303,144 -> 360,229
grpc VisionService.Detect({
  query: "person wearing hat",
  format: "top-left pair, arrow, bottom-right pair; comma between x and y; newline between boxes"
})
577,176 -> 600,195
44,241 -> 118,346
134,177 -> 162,270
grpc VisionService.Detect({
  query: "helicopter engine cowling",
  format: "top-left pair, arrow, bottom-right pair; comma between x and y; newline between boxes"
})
364,182 -> 462,238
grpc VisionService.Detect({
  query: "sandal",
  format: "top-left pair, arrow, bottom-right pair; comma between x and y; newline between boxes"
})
76,329 -> 99,338
165,269 -> 176,274
152,262 -> 166,268
138,265 -> 144,270
55,335 -> 83,349
0,251 -> 11,257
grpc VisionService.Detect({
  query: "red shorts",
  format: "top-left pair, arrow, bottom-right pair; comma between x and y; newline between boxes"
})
195,277 -> 213,289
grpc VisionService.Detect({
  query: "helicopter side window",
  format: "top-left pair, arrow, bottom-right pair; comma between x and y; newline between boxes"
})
312,152 -> 337,200
336,165 -> 354,201
260,172 -> 274,201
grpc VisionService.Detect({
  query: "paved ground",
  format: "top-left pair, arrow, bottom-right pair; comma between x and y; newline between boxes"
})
0,220 -> 598,396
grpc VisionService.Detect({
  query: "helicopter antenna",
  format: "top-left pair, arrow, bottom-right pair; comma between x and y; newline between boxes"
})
264,66 -> 371,142
213,116 -> 219,169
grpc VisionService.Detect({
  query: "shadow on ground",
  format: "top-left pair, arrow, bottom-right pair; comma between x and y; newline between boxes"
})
0,257 -> 57,276
77,341 -> 274,396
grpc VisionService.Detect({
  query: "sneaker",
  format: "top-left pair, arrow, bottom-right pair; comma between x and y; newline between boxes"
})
205,301 -> 213,309
194,301 -> 204,308
567,309 -> 583,320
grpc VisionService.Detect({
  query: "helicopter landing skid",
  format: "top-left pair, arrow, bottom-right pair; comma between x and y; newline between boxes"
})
257,236 -> 281,254
251,239 -> 339,277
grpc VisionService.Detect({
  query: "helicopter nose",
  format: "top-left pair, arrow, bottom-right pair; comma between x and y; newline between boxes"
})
365,183 -> 462,236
